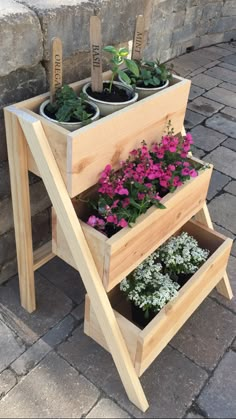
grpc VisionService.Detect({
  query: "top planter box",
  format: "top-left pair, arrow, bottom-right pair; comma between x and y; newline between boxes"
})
14,71 -> 191,197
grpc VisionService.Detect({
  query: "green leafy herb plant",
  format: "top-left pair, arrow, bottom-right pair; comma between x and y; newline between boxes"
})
46,85 -> 93,124
129,59 -> 173,88
103,46 -> 139,93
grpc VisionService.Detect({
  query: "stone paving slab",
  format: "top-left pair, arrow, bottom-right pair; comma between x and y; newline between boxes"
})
190,125 -> 226,151
11,315 -> 75,376
200,46 -> 234,59
209,193 -> 236,234
0,273 -> 73,345
205,66 -> 236,85
189,85 -> 205,101
220,53 -> 236,66
224,180 -> 236,195
219,82 -> 236,93
204,87 -> 236,108
39,257 -> 85,305
170,298 -> 236,370
184,110 -> 206,129
0,319 -> 25,373
191,73 -> 221,90
212,223 -> 236,258
197,351 -> 236,418
221,106 -> 236,118
58,326 -> 208,419
206,146 -> 236,178
185,411 -> 204,419
205,114 -> 236,138
218,61 -> 236,72
0,369 -> 17,399
0,352 -> 100,418
188,96 -> 224,116
207,170 -> 230,200
86,398 -> 131,418
222,137 -> 236,151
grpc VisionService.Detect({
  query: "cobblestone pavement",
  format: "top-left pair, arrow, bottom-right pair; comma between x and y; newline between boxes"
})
0,43 -> 236,418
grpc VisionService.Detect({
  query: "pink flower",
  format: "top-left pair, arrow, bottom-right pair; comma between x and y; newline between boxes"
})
169,143 -> 177,152
157,149 -> 165,158
189,169 -> 198,177
160,179 -> 168,188
185,132 -> 193,144
87,215 -> 98,227
183,162 -> 190,167
117,218 -> 128,228
181,168 -> 190,176
111,199 -> 119,209
173,176 -> 180,187
183,143 -> 190,152
153,193 -> 161,201
107,214 -> 118,224
122,198 -> 130,208
168,164 -> 176,171
138,193 -> 145,200
180,151 -> 188,158
116,187 -> 129,196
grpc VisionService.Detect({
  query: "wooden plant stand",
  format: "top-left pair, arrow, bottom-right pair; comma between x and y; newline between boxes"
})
4,72 -> 233,412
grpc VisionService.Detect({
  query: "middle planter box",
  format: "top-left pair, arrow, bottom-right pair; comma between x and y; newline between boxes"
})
52,157 -> 213,291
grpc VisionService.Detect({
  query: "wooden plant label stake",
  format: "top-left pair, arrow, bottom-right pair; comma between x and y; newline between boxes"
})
50,37 -> 63,104
132,15 -> 145,61
90,15 -> 103,92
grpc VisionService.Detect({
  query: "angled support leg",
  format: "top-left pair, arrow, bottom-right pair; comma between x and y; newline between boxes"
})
4,109 -> 36,312
16,109 -> 149,412
195,202 -> 233,300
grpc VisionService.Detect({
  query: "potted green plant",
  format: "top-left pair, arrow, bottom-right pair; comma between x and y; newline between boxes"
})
82,46 -> 139,116
120,253 -> 180,328
156,231 -> 210,287
119,59 -> 173,100
39,85 -> 100,131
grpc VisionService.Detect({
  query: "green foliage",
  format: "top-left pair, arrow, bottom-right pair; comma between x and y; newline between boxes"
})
47,85 -> 93,124
130,59 -> 173,88
103,46 -> 139,93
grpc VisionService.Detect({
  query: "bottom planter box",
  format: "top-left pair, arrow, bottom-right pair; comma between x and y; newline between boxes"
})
84,219 -> 232,377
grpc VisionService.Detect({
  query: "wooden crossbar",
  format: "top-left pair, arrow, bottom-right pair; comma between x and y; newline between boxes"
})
11,107 -> 149,412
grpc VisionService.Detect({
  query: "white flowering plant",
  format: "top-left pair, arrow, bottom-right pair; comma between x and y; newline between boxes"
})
120,253 -> 180,320
156,232 -> 210,276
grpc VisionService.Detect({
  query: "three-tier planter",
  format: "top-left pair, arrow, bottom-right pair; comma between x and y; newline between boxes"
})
4,70 -> 233,413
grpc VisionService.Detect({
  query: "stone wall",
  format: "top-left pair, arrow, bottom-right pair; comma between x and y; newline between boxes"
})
0,0 -> 236,284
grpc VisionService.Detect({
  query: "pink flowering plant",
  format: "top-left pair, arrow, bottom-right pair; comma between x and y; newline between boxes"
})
86,124 -> 203,237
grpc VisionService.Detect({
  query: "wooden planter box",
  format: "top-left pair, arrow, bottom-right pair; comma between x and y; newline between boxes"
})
52,159 -> 213,291
84,219 -> 232,377
14,71 -> 191,197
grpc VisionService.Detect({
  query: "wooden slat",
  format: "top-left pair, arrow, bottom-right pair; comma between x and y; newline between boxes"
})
33,241 -> 54,271
90,16 -> 103,92
195,203 -> 233,300
85,295 -> 140,364
50,37 -> 63,104
132,15 -> 145,61
4,108 -> 36,312
67,76 -> 191,196
17,110 -> 148,412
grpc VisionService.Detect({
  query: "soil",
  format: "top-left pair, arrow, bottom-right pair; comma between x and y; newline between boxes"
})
87,82 -> 134,103
44,102 -> 95,123
131,304 -> 156,329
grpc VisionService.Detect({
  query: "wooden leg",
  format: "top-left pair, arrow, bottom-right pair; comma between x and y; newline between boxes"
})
17,110 -> 149,412
195,202 -> 233,300
4,109 -> 36,312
